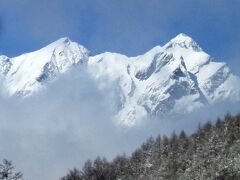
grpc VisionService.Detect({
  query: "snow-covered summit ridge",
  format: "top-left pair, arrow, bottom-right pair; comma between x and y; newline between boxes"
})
0,33 -> 239,126
164,33 -> 202,52
88,34 -> 240,126
2,37 -> 89,95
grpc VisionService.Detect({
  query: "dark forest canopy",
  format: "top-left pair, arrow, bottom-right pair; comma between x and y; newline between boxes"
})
61,113 -> 240,180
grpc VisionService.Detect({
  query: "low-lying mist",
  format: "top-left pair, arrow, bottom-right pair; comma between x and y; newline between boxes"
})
0,67 -> 239,180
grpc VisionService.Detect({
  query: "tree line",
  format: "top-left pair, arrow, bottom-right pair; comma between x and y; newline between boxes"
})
61,113 -> 240,180
1,113 -> 239,179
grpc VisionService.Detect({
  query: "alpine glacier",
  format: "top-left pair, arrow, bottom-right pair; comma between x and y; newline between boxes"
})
0,33 -> 239,126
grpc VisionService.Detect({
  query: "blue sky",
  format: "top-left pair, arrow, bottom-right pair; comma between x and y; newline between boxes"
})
0,0 -> 239,74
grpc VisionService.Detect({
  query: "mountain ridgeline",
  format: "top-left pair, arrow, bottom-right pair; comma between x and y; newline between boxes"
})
0,34 -> 240,126
61,113 -> 240,180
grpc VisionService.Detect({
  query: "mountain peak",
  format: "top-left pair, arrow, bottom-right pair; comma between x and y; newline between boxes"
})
164,33 -> 202,52
1,35 -> 239,126
172,33 -> 193,42
56,37 -> 71,44
43,37 -> 72,50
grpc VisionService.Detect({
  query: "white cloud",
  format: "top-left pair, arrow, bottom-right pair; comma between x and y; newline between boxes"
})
0,67 -> 238,179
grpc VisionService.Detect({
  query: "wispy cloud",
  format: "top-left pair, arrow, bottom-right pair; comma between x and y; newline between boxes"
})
0,67 -> 239,179
0,68 -> 115,179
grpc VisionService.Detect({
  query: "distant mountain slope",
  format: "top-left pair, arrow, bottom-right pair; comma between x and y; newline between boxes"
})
0,34 -> 239,126
61,113 -> 240,180
88,34 -> 240,125
0,38 -> 89,96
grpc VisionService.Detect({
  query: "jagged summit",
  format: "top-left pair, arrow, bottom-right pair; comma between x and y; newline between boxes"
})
163,33 -> 210,73
0,34 -> 239,126
38,37 -> 86,55
3,37 -> 89,96
171,33 -> 193,42
164,33 -> 202,52
49,37 -> 71,44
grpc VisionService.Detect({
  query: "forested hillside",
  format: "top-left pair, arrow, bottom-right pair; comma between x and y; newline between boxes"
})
61,113 -> 240,180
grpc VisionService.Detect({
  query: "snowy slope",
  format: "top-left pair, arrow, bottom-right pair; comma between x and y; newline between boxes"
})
3,38 -> 89,95
0,34 -> 239,126
164,33 -> 240,103
88,46 -> 208,125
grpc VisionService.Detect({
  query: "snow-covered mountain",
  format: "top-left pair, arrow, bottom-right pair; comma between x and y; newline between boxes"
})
0,38 -> 89,96
0,33 -> 240,126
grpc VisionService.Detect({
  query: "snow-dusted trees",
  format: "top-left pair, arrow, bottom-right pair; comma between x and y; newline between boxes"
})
61,113 -> 240,180
61,158 -> 116,180
61,168 -> 82,180
0,159 -> 23,180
